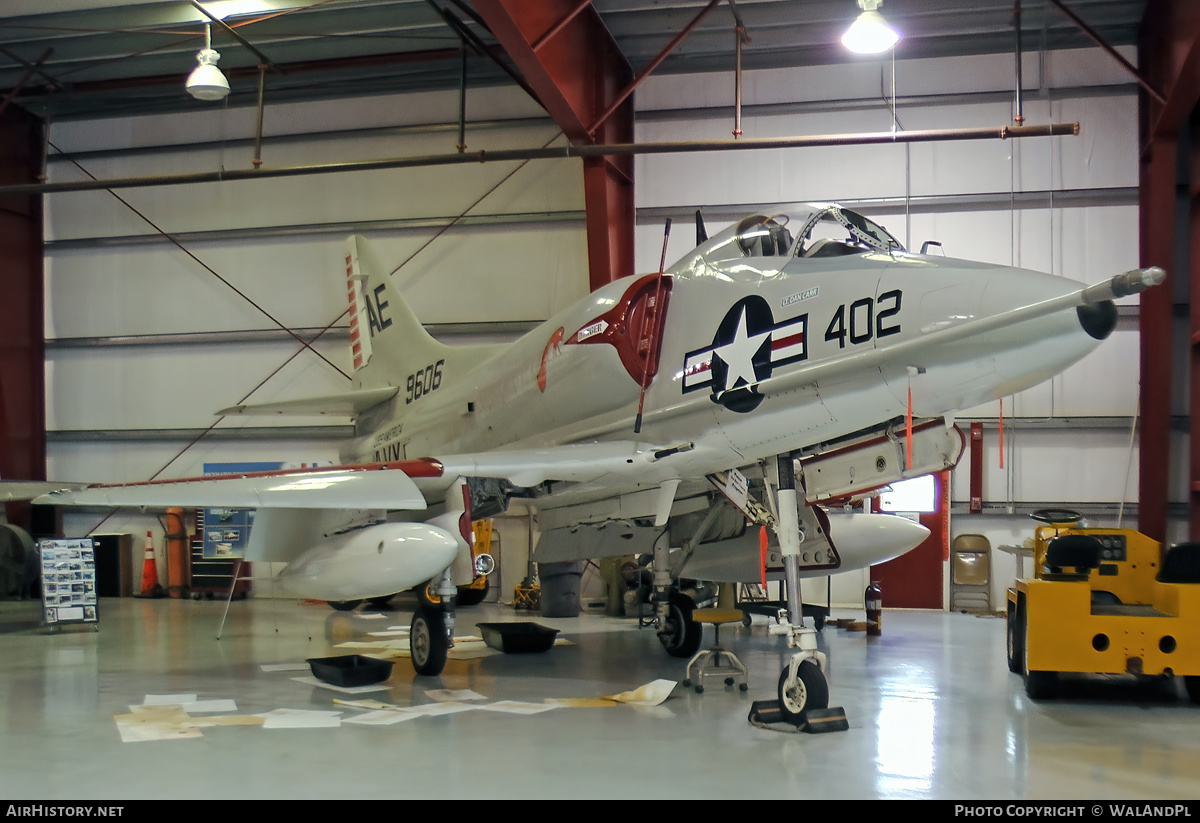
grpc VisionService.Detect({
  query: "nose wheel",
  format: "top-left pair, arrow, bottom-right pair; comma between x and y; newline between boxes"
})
777,658 -> 829,724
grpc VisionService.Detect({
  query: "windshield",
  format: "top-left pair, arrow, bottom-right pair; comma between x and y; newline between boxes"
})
795,206 -> 904,257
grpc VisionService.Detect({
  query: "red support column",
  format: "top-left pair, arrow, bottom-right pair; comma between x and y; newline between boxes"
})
1138,134 -> 1176,544
1138,0 -> 1200,543
473,0 -> 634,290
0,105 -> 46,524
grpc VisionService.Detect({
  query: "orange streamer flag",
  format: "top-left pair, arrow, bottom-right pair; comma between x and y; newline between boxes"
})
758,526 -> 767,588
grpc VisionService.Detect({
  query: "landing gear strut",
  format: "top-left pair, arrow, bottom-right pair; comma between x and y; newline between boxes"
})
769,454 -> 830,724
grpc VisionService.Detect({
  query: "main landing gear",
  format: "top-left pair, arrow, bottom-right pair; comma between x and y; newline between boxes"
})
410,568 -> 456,676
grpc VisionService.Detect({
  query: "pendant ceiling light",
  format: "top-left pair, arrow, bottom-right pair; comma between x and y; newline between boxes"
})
186,23 -> 230,101
841,0 -> 901,54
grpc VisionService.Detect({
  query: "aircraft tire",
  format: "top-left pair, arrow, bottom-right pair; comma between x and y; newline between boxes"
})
367,594 -> 395,607
328,600 -> 363,611
777,659 -> 828,724
658,593 -> 702,659
410,606 -> 448,676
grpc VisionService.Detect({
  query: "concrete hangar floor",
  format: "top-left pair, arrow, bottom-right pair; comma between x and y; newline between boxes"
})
1,594 -> 1199,800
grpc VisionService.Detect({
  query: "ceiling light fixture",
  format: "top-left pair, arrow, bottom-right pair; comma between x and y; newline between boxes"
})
186,23 -> 230,101
841,0 -> 900,54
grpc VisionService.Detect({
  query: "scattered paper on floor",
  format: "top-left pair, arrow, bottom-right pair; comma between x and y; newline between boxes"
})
114,705 -> 203,743
406,701 -> 477,717
333,698 -> 405,711
184,699 -> 238,713
142,693 -> 197,706
425,688 -> 487,702
291,675 -> 390,693
186,715 -> 264,727
602,679 -> 678,706
477,701 -> 560,715
342,710 -> 422,726
258,708 -> 343,729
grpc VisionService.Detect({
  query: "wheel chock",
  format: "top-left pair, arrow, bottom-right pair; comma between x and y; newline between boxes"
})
747,700 -> 849,734
803,707 -> 849,733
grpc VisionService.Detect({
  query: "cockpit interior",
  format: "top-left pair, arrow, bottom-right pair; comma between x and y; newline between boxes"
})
730,205 -> 904,260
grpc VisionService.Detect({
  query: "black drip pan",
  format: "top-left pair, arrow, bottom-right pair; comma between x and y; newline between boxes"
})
477,622 -> 560,653
306,654 -> 393,687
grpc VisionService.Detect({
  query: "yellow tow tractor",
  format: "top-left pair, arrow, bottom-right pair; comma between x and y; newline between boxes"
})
1006,509 -> 1200,702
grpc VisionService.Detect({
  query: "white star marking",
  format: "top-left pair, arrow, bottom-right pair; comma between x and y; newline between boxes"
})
712,307 -> 771,395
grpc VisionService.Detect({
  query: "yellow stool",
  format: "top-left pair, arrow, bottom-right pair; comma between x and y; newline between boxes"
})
683,607 -> 749,693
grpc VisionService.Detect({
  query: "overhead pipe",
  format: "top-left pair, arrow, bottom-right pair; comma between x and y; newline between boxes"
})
8,122 -> 1079,196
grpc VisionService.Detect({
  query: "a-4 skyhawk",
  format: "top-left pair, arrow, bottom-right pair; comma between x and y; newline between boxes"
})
28,202 -> 1162,723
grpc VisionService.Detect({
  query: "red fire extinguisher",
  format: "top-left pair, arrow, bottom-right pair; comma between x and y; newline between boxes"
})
865,581 -> 882,636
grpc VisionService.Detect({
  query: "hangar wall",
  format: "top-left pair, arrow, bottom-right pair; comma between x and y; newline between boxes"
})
42,45 -> 1159,607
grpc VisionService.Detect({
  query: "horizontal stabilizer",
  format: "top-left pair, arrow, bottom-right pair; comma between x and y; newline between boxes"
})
217,386 -> 398,417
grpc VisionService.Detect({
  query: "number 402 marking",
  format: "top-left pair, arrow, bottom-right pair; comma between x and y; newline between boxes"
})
824,289 -> 902,349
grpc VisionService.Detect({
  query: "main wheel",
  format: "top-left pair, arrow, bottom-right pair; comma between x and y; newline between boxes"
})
777,659 -> 829,724
658,593 -> 702,659
410,606 -> 448,676
328,600 -> 363,611
1184,675 -> 1200,704
367,594 -> 395,607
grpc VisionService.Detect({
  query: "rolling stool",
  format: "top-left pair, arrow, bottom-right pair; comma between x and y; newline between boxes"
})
682,608 -> 749,693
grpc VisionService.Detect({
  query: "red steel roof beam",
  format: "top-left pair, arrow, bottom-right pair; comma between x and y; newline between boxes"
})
473,0 -> 634,290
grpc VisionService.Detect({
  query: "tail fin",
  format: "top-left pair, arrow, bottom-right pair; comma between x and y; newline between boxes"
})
344,234 -> 452,391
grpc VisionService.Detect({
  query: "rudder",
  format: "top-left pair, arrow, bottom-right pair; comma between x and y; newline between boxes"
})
344,234 -> 450,391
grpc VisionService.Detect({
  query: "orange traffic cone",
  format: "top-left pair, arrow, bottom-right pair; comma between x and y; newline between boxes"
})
139,531 -> 163,597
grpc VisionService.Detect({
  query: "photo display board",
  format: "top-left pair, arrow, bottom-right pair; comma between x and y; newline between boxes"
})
39,538 -> 99,626
202,461 -> 331,558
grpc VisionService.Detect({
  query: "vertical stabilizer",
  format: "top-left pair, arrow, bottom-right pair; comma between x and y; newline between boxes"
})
343,234 -> 451,390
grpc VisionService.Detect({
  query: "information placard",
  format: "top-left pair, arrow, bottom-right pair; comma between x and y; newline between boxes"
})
39,538 -> 99,627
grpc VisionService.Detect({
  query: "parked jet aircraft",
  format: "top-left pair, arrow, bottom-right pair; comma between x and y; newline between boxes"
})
29,203 -> 1162,723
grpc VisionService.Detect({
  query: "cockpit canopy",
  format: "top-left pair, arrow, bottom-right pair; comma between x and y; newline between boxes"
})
689,204 -> 904,270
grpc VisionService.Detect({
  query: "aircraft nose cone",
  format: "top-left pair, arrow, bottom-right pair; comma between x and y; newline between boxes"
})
1076,300 -> 1118,340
